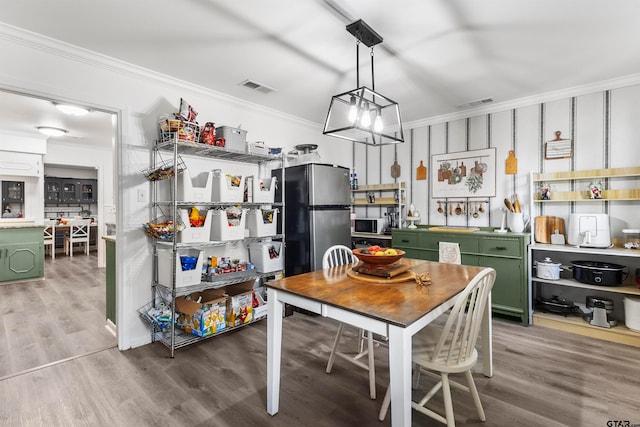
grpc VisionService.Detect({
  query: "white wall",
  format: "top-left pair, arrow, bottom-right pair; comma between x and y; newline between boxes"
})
0,23 -> 341,350
354,84 -> 640,238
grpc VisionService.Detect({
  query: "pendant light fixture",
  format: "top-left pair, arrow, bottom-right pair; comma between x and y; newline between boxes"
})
323,19 -> 404,146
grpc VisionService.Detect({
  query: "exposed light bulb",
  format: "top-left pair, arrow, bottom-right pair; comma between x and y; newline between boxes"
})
360,102 -> 371,128
348,96 -> 358,123
373,109 -> 383,133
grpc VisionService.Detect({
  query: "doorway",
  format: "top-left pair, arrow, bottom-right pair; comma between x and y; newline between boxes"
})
0,88 -> 118,379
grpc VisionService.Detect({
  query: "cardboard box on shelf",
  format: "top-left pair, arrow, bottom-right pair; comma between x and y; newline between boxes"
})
175,289 -> 227,337
225,280 -> 255,327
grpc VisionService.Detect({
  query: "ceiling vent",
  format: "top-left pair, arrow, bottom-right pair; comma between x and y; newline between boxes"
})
239,79 -> 276,94
456,97 -> 494,109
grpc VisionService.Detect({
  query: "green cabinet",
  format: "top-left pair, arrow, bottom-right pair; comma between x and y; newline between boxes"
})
393,227 -> 529,324
0,227 -> 44,282
104,237 -> 116,324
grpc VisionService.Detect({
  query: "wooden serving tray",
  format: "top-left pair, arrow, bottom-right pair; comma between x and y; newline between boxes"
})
347,268 -> 416,284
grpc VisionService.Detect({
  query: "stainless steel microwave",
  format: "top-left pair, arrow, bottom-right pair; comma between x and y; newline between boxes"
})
354,218 -> 386,234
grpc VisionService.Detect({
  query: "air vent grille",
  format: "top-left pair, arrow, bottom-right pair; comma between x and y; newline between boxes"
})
239,79 -> 276,94
456,97 -> 494,109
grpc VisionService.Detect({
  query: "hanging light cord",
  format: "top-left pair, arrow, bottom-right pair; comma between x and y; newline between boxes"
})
370,47 -> 375,92
355,40 -> 360,88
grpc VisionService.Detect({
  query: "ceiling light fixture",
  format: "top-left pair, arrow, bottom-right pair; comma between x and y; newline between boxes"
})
323,19 -> 404,146
37,126 -> 68,137
54,103 -> 89,116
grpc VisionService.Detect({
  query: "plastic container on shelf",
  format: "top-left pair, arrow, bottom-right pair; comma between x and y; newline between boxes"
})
250,176 -> 277,203
622,229 -> 640,249
216,126 -> 247,152
211,170 -> 245,203
249,241 -> 283,273
177,208 -> 213,243
177,169 -> 213,202
157,247 -> 204,288
210,208 -> 247,241
246,208 -> 278,237
623,296 -> 640,332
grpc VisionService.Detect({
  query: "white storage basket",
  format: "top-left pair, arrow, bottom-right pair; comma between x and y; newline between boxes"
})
210,209 -> 247,241
157,247 -> 204,288
212,172 -> 245,203
251,176 -> 277,203
177,170 -> 213,202
249,241 -> 284,273
246,208 -> 278,237
177,208 -> 213,243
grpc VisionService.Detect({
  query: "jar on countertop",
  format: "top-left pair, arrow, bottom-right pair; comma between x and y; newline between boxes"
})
622,229 -> 640,249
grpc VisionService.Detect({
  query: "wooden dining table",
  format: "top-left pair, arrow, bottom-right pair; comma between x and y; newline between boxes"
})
266,258 -> 493,427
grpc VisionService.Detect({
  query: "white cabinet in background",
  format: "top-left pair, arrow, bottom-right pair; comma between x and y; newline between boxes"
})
0,152 -> 42,177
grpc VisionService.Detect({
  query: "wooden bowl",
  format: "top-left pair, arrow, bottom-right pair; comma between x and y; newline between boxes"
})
352,248 -> 405,265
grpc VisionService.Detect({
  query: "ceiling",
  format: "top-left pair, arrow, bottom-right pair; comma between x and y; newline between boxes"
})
1,0 -> 640,142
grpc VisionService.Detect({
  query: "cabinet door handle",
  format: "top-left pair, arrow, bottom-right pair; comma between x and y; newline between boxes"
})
401,239 -> 410,243
494,246 -> 507,250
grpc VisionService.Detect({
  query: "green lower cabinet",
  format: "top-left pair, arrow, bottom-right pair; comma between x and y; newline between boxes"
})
0,227 -> 44,282
393,227 -> 529,325
104,238 -> 116,324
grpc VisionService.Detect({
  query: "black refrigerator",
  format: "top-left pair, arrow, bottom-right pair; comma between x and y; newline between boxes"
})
274,163 -> 351,276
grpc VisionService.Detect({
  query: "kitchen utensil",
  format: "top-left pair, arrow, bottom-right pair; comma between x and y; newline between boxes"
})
478,202 -> 484,213
550,230 -> 566,245
416,160 -> 427,180
504,198 -> 514,213
505,150 -> 517,174
448,203 -> 452,216
536,257 -> 562,280
534,216 -> 565,243
391,150 -> 401,178
472,203 -> 479,219
455,203 -> 463,215
513,193 -> 521,213
571,260 -> 626,286
437,202 -> 443,214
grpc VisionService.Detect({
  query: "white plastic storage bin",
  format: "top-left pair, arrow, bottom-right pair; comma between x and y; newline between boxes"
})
249,241 -> 283,273
210,208 -> 248,241
216,126 -> 247,152
177,208 -> 213,243
157,247 -> 204,288
251,176 -> 277,203
177,170 -> 213,202
211,172 -> 246,203
624,296 -> 640,332
246,208 -> 278,237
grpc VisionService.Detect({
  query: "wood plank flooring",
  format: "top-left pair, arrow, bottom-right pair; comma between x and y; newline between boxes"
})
1,254 -> 639,426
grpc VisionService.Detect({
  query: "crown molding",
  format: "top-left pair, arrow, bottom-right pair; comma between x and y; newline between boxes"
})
0,22 -> 320,129
405,73 -> 640,129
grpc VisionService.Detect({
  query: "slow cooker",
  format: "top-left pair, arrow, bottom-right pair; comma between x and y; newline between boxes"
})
571,261 -> 626,286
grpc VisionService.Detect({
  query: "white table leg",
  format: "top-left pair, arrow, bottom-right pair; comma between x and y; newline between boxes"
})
388,324 -> 412,427
481,291 -> 493,377
267,288 -> 283,415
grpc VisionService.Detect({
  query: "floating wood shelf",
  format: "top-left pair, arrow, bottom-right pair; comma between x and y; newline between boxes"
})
351,182 -> 405,192
532,166 -> 640,182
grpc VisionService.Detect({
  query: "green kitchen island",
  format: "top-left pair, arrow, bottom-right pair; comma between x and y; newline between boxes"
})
0,222 -> 44,283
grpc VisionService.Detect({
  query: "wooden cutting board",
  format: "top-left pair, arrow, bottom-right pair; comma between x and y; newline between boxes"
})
416,160 -> 427,180
347,268 -> 416,283
534,216 -> 565,243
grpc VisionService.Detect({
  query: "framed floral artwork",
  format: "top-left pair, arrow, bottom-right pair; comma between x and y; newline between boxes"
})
431,148 -> 496,198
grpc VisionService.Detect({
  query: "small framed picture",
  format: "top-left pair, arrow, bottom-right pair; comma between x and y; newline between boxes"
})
545,131 -> 573,159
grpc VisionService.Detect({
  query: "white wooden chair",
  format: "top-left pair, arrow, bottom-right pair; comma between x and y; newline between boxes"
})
43,220 -> 56,259
323,245 -> 379,399
378,267 -> 496,425
64,219 -> 91,256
